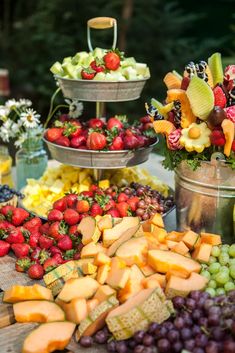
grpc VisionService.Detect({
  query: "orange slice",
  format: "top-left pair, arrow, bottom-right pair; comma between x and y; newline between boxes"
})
153,120 -> 175,136
163,72 -> 182,90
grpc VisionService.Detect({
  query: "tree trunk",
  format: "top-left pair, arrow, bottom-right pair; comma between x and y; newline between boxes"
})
118,0 -> 134,51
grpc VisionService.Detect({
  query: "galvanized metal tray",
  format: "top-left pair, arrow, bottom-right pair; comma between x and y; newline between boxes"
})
55,75 -> 149,102
43,136 -> 158,169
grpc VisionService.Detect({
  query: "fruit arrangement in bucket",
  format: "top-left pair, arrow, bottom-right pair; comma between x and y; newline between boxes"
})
147,52 -> 235,170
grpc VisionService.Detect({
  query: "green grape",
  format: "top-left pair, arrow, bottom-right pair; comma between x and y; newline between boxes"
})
216,288 -> 226,295
215,271 -> 229,285
220,265 -> 229,274
211,246 -> 220,257
208,262 -> 220,274
229,264 -> 235,279
201,270 -> 211,280
209,256 -> 216,264
208,279 -> 217,289
211,273 -> 217,280
224,282 -> 235,292
219,253 -> 230,265
205,288 -> 216,297
229,258 -> 235,266
221,244 -> 230,253
228,244 -> 235,258
201,263 -> 208,270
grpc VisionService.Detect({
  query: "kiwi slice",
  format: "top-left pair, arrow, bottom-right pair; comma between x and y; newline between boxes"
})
186,76 -> 214,120
208,52 -> 223,86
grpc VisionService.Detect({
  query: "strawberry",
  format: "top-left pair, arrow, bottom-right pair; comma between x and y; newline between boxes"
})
63,208 -> 80,225
30,247 -> 41,262
104,199 -> 116,211
5,228 -> 25,244
81,191 -> 93,197
39,235 -> 54,249
53,197 -> 67,212
68,225 -> 79,236
104,50 -> 121,71
48,221 -> 67,240
127,196 -> 140,212
73,252 -> 81,260
47,209 -> 63,222
117,192 -> 129,203
57,235 -> 73,251
11,243 -> 30,258
116,202 -> 131,217
0,240 -> 10,256
65,193 -> 78,208
39,222 -> 50,235
210,130 -> 226,146
107,117 -> 123,130
90,59 -> 105,73
0,220 -> 13,231
213,86 -> 227,108
28,263 -> 44,279
88,118 -> 105,129
76,200 -> 90,213
15,257 -> 31,272
90,185 -> 99,193
49,245 -> 62,256
70,135 -> 86,148
123,135 -> 139,149
181,76 -> 190,90
224,106 -> 235,123
140,116 -> 152,124
90,203 -> 103,217
43,257 -> 58,272
143,122 -> 153,130
10,208 -> 29,226
28,232 -> 40,248
46,128 -> 64,142
0,205 -> 14,217
23,217 -> 42,233
81,67 -> 96,80
106,208 -> 121,218
109,136 -> 124,150
136,135 -> 146,148
52,253 -> 63,264
55,136 -> 70,147
87,132 -> 107,150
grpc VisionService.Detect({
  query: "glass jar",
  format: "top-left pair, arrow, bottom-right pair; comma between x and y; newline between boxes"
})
0,145 -> 14,187
16,137 -> 48,190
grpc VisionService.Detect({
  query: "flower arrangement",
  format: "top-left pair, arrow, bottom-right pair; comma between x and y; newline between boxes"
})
146,53 -> 235,170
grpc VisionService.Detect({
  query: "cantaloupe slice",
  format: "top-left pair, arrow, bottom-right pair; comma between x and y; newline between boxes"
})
57,277 -> 99,302
172,241 -> 189,255
148,250 -> 201,278
144,279 -> 161,289
182,230 -> 201,250
107,225 -> 141,257
106,258 -> 131,289
94,285 -> 116,303
76,296 -> 119,341
77,216 -> 101,245
165,272 -> 208,298
43,261 -> 77,287
153,120 -> 175,136
134,224 -> 144,238
142,220 -> 152,232
166,231 -> 184,242
118,265 -> 144,303
3,285 -> 53,303
103,217 -> 139,248
144,232 -> 160,250
22,321 -> 76,353
80,241 -> 106,258
55,298 -> 87,324
115,237 -> 148,266
96,264 -> 110,284
163,72 -> 182,89
200,232 -> 221,245
97,215 -> 113,231
166,240 -> 178,249
139,264 -> 155,277
94,252 -> 111,266
13,300 -> 65,323
152,226 -> 167,243
82,262 -> 97,275
87,298 -> 99,313
192,243 -> 212,263
149,213 -> 164,228
142,273 -> 166,288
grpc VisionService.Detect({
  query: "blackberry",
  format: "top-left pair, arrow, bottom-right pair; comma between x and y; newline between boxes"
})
173,100 -> 182,126
0,184 -> 23,202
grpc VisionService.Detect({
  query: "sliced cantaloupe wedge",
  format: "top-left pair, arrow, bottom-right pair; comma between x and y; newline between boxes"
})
192,243 -> 212,263
163,72 -> 182,89
142,273 -> 166,289
149,213 -> 164,228
118,265 -> 144,303
152,226 -> 167,243
77,216 -> 101,245
103,217 -> 139,249
96,264 -> 110,285
144,232 -> 160,250
144,279 -> 161,289
165,272 -> 208,298
13,300 -> 65,323
94,285 -> 116,303
57,277 -> 99,302
3,285 -> 53,303
166,240 -> 178,249
172,241 -> 189,256
55,297 -> 87,324
107,225 -> 141,257
94,252 -> 111,266
166,231 -> 184,242
200,232 -> 222,245
80,241 -> 106,258
115,237 -> 148,266
182,230 -> 201,250
82,262 -> 97,275
87,298 -> 99,313
22,321 -> 76,353
97,215 -> 113,231
106,257 -> 131,289
139,264 -> 155,277
148,250 -> 201,278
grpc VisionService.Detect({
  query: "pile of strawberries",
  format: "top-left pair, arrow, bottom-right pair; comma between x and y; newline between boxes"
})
45,115 -> 157,150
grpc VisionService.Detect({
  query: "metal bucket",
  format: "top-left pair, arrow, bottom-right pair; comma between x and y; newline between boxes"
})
175,161 -> 235,244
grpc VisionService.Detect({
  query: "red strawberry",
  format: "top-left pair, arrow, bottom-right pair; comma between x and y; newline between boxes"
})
76,200 -> 90,213
210,130 -> 226,146
181,76 -> 190,90
39,235 -> 54,249
5,228 -> 25,244
73,252 -> 81,260
90,59 -> 105,73
15,257 -> 31,272
70,135 -> 86,148
39,222 -> 50,235
57,235 -> 73,251
53,197 -> 67,212
55,136 -> 70,147
116,202 -> 131,217
48,222 -> 66,241
70,125 -> 82,138
81,191 -> 93,197
213,86 -> 227,108
127,196 -> 140,212
28,232 -> 40,248
68,225 -> 79,236
30,247 -> 41,262
52,253 -> 63,264
0,220 -> 14,231
107,117 -> 123,130
48,209 -> 63,222
87,132 -> 107,150
24,217 -> 42,233
104,199 -> 116,211
10,208 -> 29,226
117,192 -> 129,203
28,263 -> 44,279
43,257 -> 58,272
0,240 -> 10,256
0,205 -> 14,217
104,50 -> 121,71
90,203 -> 103,217
90,185 -> 99,192
46,128 -> 64,142
106,208 -> 121,218
88,118 -> 105,129
143,122 -> 153,130
140,116 -> 152,124
224,106 -> 235,123
11,243 -> 30,258
123,135 -> 139,149
109,136 -> 124,151
63,208 -> 80,225
65,194 -> 78,208
136,135 -> 146,148
49,245 -> 62,256
81,67 -> 96,80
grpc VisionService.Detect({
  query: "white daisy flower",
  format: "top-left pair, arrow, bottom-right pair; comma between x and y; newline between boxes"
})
20,108 -> 40,128
18,99 -> 32,107
5,99 -> 20,109
0,120 -> 13,142
0,106 -> 9,121
14,132 -> 28,148
65,99 -> 83,118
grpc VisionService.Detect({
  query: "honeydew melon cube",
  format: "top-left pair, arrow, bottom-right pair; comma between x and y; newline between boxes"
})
72,51 -> 89,65
50,62 -> 64,76
62,62 -> 78,79
121,57 -> 136,68
93,47 -> 106,59
62,56 -> 72,64
122,67 -> 138,80
95,72 -> 106,81
135,63 -> 147,76
82,53 -> 95,67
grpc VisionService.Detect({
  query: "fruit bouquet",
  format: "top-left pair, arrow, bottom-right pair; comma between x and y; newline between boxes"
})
147,53 -> 235,170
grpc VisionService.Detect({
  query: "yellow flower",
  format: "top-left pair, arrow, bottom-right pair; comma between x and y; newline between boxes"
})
180,122 -> 211,153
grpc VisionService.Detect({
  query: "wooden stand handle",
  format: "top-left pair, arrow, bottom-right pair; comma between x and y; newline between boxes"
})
87,17 -> 116,29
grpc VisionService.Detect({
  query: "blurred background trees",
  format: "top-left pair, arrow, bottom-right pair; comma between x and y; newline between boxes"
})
0,0 -> 234,120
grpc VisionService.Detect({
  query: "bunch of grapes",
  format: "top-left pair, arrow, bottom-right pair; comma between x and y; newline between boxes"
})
201,244 -> 235,297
